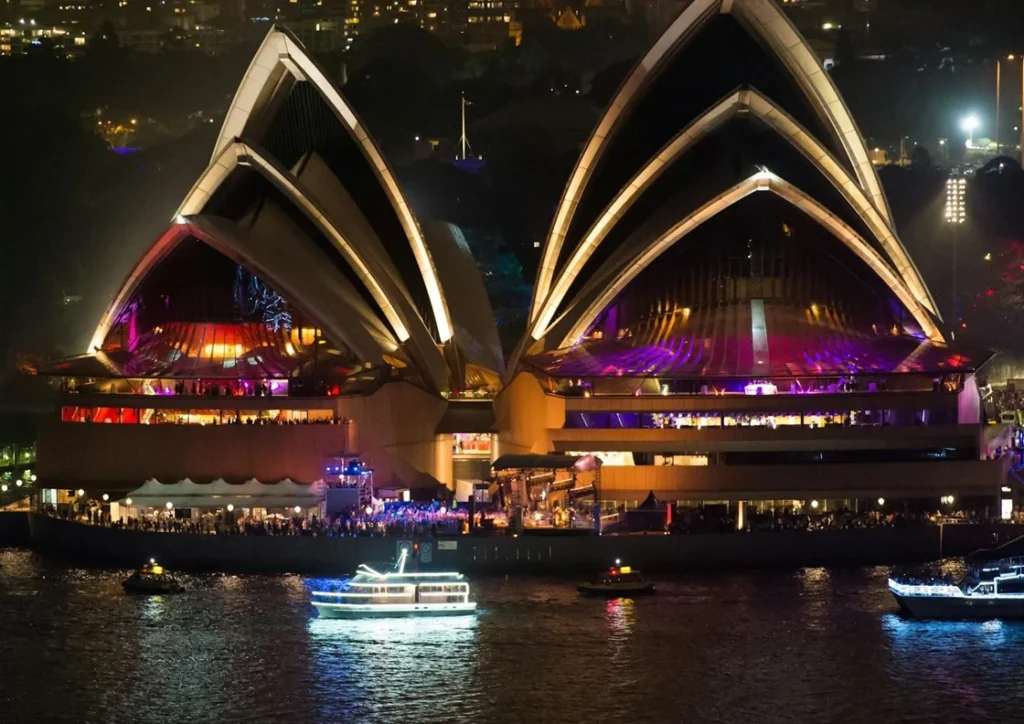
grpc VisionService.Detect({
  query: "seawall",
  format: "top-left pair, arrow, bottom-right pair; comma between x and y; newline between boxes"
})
0,512 -> 30,546
24,514 -> 1023,574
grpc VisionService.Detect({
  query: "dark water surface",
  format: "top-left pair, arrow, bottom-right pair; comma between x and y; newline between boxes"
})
0,548 -> 1019,723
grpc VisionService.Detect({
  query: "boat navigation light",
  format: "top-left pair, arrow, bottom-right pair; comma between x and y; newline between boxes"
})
615,558 -> 621,566
150,558 -> 156,564
877,498 -> 885,506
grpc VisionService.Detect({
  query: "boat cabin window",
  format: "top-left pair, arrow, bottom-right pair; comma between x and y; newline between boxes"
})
997,578 -> 1024,594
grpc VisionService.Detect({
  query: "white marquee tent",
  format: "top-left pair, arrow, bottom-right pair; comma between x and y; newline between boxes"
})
124,477 -> 322,510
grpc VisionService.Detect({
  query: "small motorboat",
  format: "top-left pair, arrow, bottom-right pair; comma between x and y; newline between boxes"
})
122,560 -> 184,595
578,563 -> 655,597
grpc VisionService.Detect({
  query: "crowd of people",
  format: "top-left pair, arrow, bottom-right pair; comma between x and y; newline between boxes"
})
663,507 -> 1003,535
42,502 -> 472,538
189,416 -> 344,427
992,387 -> 1024,415
41,499 -> 1017,539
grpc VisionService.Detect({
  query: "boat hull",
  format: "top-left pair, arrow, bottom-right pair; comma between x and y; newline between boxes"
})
577,583 -> 656,597
122,582 -> 183,595
313,602 -> 478,619
892,592 -> 1024,619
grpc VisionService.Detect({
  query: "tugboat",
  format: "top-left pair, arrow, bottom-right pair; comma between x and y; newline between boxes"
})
889,535 -> 1024,618
578,561 -> 655,597
310,550 -> 477,618
122,560 -> 185,595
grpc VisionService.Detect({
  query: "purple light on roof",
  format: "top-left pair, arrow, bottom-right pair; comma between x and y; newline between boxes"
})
109,146 -> 140,155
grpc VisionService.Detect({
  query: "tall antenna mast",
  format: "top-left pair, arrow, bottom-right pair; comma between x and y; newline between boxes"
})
459,93 -> 472,160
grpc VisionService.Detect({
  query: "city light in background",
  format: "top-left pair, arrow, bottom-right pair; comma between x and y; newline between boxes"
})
961,114 -> 981,147
945,177 -> 967,224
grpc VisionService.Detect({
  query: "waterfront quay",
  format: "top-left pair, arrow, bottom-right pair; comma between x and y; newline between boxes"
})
4,511 -> 1019,575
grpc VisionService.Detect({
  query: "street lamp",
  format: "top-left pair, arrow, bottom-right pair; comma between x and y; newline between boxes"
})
961,114 -> 981,146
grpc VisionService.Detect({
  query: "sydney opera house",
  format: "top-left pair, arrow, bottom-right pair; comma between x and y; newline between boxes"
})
34,3 -> 1013,515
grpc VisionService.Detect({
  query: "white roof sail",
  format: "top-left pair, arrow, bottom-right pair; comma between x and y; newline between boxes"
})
212,26 -> 453,344
554,171 -> 942,348
529,0 -> 931,342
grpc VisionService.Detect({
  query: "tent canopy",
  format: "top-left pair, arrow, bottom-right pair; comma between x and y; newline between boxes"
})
636,490 -> 663,511
123,477 -> 320,509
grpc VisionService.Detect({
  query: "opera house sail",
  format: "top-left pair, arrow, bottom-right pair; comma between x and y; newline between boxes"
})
36,27 -> 502,496
496,0 -> 1007,511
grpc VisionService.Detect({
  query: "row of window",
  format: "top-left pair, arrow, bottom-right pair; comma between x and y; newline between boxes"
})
565,409 -> 958,430
61,407 -> 337,425
628,448 -> 979,466
0,445 -> 35,468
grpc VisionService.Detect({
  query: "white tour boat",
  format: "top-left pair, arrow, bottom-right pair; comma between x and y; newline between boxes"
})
310,550 -> 477,618
889,536 -> 1024,619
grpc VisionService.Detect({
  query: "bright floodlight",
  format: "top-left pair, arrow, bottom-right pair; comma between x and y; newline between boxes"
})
961,115 -> 980,133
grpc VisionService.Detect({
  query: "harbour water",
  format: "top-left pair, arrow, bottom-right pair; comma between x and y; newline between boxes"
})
1,548 -> 1022,723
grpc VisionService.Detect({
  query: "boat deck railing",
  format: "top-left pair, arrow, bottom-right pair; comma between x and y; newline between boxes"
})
888,579 -> 965,597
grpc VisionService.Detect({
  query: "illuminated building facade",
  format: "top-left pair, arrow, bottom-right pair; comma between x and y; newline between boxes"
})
36,26 -> 503,494
30,11 -> 1012,513
496,0 -> 1008,511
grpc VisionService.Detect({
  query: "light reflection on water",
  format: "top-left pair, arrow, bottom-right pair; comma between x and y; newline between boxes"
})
307,614 -> 481,722
7,549 -> 1024,723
